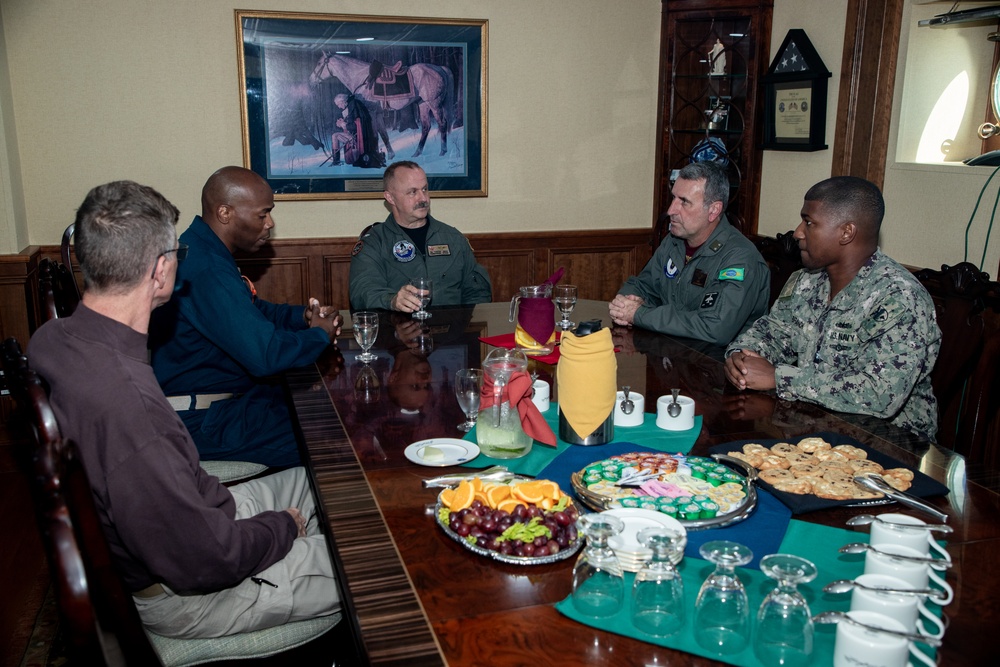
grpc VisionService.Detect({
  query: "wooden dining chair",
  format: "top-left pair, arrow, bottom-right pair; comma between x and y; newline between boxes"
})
61,222 -> 82,302
751,230 -> 802,307
915,262 -> 1000,469
37,257 -> 81,325
4,336 -> 348,666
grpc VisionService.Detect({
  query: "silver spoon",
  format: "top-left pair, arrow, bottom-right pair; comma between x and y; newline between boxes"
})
620,386 -> 635,415
668,388 -> 681,417
823,579 -> 949,602
812,611 -> 942,647
839,542 -> 953,568
846,514 -> 953,534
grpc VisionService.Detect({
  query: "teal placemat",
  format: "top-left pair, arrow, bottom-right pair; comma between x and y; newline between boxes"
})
554,520 -> 941,666
461,402 -> 702,477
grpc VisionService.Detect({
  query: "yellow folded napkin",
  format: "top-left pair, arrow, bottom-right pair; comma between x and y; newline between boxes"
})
556,328 -> 617,437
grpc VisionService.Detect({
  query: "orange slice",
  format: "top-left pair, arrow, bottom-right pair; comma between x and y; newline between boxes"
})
511,481 -> 545,505
439,487 -> 456,508
540,497 -> 555,510
450,480 -> 475,511
538,480 -> 560,500
497,498 -> 523,514
486,484 -> 511,508
469,477 -> 484,493
474,490 -> 490,506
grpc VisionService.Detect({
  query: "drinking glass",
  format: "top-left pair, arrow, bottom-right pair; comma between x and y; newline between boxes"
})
572,513 -> 626,618
352,311 -> 379,363
694,540 -> 753,655
553,284 -> 578,331
410,277 -> 433,320
454,369 -> 483,432
754,554 -> 817,667
632,527 -> 686,637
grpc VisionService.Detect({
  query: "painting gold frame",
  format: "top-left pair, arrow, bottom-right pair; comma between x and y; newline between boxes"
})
235,10 -> 488,200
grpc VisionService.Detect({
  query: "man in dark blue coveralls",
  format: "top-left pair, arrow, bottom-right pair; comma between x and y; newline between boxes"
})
150,166 -> 342,466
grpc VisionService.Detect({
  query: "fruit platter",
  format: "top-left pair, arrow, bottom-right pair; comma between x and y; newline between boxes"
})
434,476 -> 584,565
570,452 -> 758,530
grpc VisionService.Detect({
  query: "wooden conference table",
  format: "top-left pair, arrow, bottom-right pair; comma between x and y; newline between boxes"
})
285,300 -> 1000,666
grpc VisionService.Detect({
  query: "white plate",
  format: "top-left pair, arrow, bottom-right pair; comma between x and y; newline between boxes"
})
405,438 -> 480,467
604,508 -> 687,570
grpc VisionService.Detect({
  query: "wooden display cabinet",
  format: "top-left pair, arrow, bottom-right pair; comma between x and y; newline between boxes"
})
653,0 -> 773,244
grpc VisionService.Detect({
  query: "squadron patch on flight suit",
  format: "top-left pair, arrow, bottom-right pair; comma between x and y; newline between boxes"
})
351,240 -> 364,256
393,240 -> 417,262
664,258 -> 680,279
427,244 -> 451,256
700,292 -> 719,309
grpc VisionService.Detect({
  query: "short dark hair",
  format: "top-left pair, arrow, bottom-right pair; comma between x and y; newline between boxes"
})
383,160 -> 423,191
74,181 -> 180,293
677,161 -> 730,209
804,176 -> 885,235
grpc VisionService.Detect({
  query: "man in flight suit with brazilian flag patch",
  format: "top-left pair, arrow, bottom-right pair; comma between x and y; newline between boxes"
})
609,161 -> 770,347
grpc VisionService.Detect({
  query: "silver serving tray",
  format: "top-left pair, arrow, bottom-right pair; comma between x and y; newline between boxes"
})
570,454 -> 758,531
434,499 -> 583,565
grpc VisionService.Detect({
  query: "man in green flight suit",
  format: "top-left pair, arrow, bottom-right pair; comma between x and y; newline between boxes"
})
609,161 -> 770,347
349,161 -> 492,311
724,176 -> 940,440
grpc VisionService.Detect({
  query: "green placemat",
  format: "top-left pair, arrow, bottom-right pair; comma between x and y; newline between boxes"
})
461,402 -> 702,477
554,520 -> 941,666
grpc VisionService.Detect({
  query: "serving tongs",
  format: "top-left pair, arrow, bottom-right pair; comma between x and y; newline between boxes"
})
422,465 -> 520,489
853,473 -> 948,523
812,611 -> 943,647
614,467 -> 662,488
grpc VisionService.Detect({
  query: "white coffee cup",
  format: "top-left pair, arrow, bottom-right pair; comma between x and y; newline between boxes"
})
864,544 -> 953,606
870,513 -> 951,563
613,390 -> 645,427
531,379 -> 550,412
834,610 -> 937,667
850,574 -> 945,640
655,395 -> 695,430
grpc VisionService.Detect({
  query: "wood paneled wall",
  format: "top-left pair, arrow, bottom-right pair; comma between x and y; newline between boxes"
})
226,229 -> 655,311
1,227 -> 655,346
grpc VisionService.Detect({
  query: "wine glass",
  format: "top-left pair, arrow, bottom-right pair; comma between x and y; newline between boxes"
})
410,277 -> 432,320
454,369 -> 483,432
694,540 -> 753,655
632,527 -> 686,637
753,554 -> 817,667
352,311 -> 379,363
572,513 -> 625,618
553,284 -> 578,331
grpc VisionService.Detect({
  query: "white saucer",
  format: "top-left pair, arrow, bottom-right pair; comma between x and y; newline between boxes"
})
404,438 -> 480,467
603,508 -> 687,571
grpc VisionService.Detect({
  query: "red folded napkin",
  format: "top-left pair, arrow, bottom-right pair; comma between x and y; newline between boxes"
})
479,333 -> 561,364
480,371 -> 556,447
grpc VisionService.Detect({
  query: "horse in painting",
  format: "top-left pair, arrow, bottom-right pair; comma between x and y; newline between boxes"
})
309,52 -> 454,158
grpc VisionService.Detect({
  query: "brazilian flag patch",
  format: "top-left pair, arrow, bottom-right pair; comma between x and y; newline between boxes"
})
718,267 -> 745,281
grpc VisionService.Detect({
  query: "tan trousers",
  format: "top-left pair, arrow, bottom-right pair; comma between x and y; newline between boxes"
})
133,467 -> 341,638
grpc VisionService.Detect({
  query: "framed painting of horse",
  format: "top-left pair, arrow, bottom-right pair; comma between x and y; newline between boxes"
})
235,10 -> 487,199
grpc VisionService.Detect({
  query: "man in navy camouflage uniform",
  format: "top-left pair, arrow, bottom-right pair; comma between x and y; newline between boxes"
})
725,176 -> 940,440
609,161 -> 770,347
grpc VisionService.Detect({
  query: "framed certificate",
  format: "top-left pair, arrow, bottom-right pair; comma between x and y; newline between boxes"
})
760,30 -> 830,152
